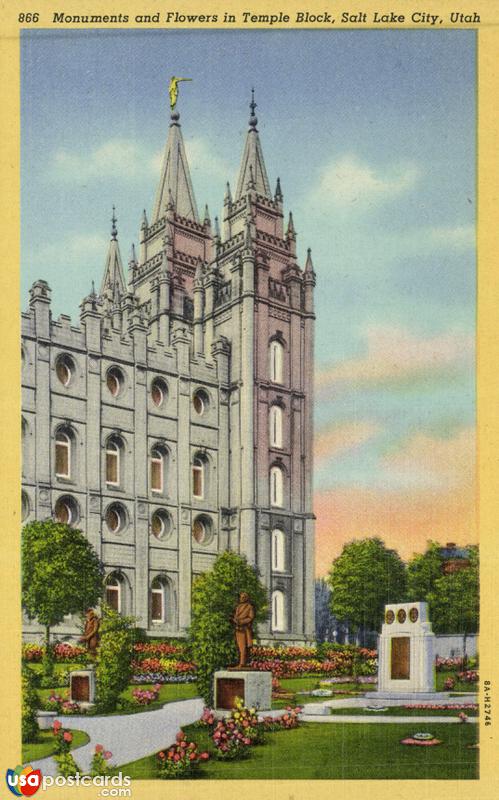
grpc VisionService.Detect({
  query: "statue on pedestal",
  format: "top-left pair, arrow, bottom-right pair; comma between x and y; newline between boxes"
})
79,608 -> 100,657
230,592 -> 255,669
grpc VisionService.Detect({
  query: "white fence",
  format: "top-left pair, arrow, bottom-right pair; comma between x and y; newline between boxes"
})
434,634 -> 478,658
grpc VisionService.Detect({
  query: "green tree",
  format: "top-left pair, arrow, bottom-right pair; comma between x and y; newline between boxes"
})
95,605 -> 135,712
189,551 -> 269,705
21,665 -> 39,743
22,521 -> 103,678
408,543 -> 479,655
327,538 -> 407,641
407,540 -> 444,601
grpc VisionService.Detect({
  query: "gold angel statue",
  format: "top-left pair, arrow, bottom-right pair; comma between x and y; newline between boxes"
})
169,76 -> 192,110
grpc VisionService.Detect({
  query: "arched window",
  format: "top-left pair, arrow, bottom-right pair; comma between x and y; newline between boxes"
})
193,388 -> 209,416
106,436 -> 122,487
151,377 -> 168,407
272,529 -> 285,572
150,447 -> 166,494
55,430 -> 71,479
192,454 -> 206,499
56,354 -> 75,387
105,503 -> 127,535
151,577 -> 167,623
151,509 -> 172,540
272,590 -> 286,632
269,340 -> 284,384
270,405 -> 283,448
270,465 -> 284,507
192,515 -> 212,545
55,495 -> 79,526
105,574 -> 122,612
106,366 -> 124,397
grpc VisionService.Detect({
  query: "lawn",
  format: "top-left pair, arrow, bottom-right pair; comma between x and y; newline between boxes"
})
329,706 -> 479,717
114,721 -> 478,780
22,729 -> 89,762
36,681 -> 198,713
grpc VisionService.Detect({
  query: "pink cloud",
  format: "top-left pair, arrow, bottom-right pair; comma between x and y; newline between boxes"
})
314,421 -> 382,465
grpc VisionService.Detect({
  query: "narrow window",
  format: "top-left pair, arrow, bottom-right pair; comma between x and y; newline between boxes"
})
55,431 -> 71,479
272,590 -> 286,631
269,340 -> 284,384
151,448 -> 164,493
270,465 -> 284,507
105,576 -> 121,612
272,529 -> 285,572
270,405 -> 283,448
106,439 -> 120,486
193,457 -> 204,499
151,578 -> 166,623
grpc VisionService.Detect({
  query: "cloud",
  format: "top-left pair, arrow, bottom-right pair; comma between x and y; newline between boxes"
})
51,139 -> 157,181
314,421 -> 382,465
314,481 -> 476,576
314,154 -> 420,209
316,325 -> 474,395
27,233 -> 106,266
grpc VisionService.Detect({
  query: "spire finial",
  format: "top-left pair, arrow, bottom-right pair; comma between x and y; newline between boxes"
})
91,280 -> 96,297
111,206 -> 118,240
275,177 -> 283,202
249,88 -> 258,130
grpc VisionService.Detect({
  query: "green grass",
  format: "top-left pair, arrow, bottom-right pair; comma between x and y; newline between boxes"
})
22,729 -> 89,762
118,682 -> 199,713
272,677 -> 367,708
329,706 -> 479,717
114,721 -> 478,780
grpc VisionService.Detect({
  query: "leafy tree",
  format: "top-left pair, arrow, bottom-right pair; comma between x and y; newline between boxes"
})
95,605 -> 136,712
327,538 -> 407,640
21,665 -> 39,743
189,551 -> 268,705
407,540 -> 444,601
22,521 -> 103,677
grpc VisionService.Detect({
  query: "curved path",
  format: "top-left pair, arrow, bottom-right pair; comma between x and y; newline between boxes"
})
30,697 -> 204,777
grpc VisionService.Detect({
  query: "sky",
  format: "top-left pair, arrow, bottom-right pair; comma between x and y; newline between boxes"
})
21,29 -> 476,575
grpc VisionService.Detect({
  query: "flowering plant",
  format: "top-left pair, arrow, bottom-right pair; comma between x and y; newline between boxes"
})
131,684 -> 162,705
90,744 -> 113,776
199,707 -> 216,727
458,712 -> 468,723
157,731 -> 209,778
261,706 -> 302,731
22,644 -> 44,662
131,658 -> 196,676
52,719 -> 73,755
61,700 -> 81,714
211,719 -> 253,760
403,703 -> 478,710
457,669 -> 479,683
45,693 -> 65,712
133,642 -> 188,659
230,697 -> 264,744
131,672 -> 196,684
444,677 -> 456,690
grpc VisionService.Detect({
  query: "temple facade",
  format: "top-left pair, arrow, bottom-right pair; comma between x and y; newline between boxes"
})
21,93 -> 317,643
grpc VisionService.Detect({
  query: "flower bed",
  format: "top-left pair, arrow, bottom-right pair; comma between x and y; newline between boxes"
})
403,704 -> 478,710
22,643 -> 87,664
157,731 -> 209,778
131,685 -> 162,706
133,642 -> 189,659
457,669 -> 479,684
130,658 -> 196,675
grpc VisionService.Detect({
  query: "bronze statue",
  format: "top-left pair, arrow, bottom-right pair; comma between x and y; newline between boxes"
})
79,608 -> 100,657
168,76 -> 192,110
231,592 -> 255,668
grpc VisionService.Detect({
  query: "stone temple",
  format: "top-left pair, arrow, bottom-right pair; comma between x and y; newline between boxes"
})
21,92 -> 317,644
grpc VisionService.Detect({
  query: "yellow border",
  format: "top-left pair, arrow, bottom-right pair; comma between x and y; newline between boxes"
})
1,2 -> 498,798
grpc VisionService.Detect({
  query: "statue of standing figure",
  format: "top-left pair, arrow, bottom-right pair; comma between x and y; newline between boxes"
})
231,592 -> 255,668
79,608 -> 100,657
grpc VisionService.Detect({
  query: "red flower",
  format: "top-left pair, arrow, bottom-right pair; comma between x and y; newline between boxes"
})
63,731 -> 73,742
95,744 -> 104,753
189,752 -> 196,761
200,752 -> 209,760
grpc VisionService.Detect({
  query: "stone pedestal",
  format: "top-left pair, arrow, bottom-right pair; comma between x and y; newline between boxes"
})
69,667 -> 96,709
213,670 -> 272,713
371,602 -> 435,697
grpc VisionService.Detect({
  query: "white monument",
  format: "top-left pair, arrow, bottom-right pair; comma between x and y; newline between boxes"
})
213,670 -> 272,715
366,601 -> 443,700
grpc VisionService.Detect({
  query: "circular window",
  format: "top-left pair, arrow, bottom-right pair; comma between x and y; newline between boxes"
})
397,608 -> 407,624
385,610 -> 395,624
193,389 -> 209,416
409,607 -> 419,623
54,495 -> 79,526
107,367 -> 124,397
151,378 -> 168,407
192,515 -> 212,544
151,509 -> 172,539
56,354 -> 75,387
105,503 -> 127,534
21,491 -> 30,521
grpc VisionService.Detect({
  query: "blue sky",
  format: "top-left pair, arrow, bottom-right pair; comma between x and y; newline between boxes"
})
21,29 -> 476,567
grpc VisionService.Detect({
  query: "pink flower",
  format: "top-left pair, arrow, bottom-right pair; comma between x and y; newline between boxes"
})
63,731 -> 73,742
95,744 -> 104,752
200,751 -> 209,760
104,751 -> 112,759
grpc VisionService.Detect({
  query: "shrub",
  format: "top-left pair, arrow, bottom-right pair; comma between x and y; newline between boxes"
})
131,684 -> 162,706
21,666 -> 39,744
44,693 -> 65,712
22,644 -> 44,663
54,752 -> 80,777
211,719 -> 252,760
457,669 -> 479,683
444,677 -> 455,690
89,745 -> 113,776
157,731 -> 209,778
95,605 -> 135,712
52,719 -> 73,755
230,697 -> 265,744
190,551 -> 268,706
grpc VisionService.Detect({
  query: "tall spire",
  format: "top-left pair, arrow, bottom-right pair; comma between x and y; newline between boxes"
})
100,208 -> 125,295
151,108 -> 199,223
235,89 -> 272,201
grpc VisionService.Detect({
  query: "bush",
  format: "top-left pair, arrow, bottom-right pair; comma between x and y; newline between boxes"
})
95,605 -> 135,712
131,685 -> 162,706
157,731 -> 209,778
52,719 -> 73,755
21,666 -> 39,744
190,551 -> 268,706
54,752 -> 80,777
89,745 -> 113,776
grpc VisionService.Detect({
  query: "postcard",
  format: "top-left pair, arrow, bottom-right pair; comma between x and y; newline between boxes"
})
1,2 -> 498,799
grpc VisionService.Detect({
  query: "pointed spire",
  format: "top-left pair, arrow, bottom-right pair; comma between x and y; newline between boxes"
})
141,209 -> 148,229
111,206 -> 118,240
224,182 -> 232,206
100,212 -> 126,296
204,204 -> 211,226
305,248 -> 315,274
235,90 -> 272,201
90,280 -> 96,297
214,216 -> 221,239
287,212 -> 295,237
275,177 -> 283,202
151,109 -> 199,223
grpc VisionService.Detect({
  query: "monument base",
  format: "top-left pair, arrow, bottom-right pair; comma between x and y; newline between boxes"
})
364,690 -> 452,701
69,667 -> 96,708
213,670 -> 272,714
